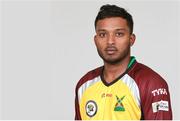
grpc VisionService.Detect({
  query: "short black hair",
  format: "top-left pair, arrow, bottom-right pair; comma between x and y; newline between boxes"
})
95,4 -> 134,34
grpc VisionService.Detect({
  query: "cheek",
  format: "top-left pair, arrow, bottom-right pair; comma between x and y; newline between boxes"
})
116,39 -> 130,48
95,41 -> 106,49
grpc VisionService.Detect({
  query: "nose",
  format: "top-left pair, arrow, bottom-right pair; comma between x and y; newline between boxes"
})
107,34 -> 115,45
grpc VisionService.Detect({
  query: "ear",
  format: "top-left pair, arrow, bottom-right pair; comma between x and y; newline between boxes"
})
130,34 -> 136,46
94,35 -> 98,46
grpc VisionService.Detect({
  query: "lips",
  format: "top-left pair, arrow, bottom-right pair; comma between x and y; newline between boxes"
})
105,47 -> 118,55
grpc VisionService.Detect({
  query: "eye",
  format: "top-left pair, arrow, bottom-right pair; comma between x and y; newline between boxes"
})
115,32 -> 124,37
98,32 -> 106,38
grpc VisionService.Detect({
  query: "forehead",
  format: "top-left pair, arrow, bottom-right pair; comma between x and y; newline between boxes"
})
96,17 -> 129,31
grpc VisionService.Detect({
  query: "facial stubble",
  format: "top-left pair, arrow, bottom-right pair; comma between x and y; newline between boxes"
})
96,43 -> 131,65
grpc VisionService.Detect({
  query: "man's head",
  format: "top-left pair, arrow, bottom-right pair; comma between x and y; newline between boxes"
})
95,4 -> 134,34
94,4 -> 135,65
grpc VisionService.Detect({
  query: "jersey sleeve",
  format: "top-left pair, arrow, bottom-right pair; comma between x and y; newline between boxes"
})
75,79 -> 82,120
138,68 -> 172,119
75,92 -> 81,120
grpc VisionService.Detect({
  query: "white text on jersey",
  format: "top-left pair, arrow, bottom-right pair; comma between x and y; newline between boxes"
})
151,88 -> 167,96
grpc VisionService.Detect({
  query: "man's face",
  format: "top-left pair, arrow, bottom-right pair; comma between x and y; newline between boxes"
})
94,17 -> 135,64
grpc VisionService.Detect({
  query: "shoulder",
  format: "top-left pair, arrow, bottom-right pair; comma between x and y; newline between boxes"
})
128,62 -> 168,88
128,62 -> 172,120
75,66 -> 103,91
128,61 -> 169,100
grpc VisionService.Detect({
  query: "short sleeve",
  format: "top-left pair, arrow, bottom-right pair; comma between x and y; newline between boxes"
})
139,71 -> 172,120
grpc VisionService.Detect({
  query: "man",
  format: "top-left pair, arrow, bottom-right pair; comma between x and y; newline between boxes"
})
75,4 -> 172,120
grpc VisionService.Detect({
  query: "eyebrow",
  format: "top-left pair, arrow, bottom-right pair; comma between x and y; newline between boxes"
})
97,28 -> 126,32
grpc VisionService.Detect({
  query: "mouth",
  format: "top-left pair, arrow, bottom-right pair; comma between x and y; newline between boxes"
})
105,47 -> 118,55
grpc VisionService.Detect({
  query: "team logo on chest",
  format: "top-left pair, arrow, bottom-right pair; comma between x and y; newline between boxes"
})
114,95 -> 126,111
85,100 -> 98,117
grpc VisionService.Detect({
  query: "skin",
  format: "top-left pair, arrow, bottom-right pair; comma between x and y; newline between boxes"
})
94,17 -> 136,83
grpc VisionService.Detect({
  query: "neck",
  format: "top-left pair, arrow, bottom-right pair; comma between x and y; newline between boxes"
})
103,55 -> 130,84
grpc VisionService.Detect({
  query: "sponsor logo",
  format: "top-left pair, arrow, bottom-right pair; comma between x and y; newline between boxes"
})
101,93 -> 113,98
86,100 -> 97,117
152,88 -> 167,96
114,95 -> 125,111
152,100 -> 169,113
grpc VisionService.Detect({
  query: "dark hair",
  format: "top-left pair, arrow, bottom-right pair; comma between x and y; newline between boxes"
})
95,4 -> 134,34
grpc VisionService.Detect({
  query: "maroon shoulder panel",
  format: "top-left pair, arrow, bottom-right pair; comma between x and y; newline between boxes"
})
128,62 -> 172,120
74,66 -> 103,120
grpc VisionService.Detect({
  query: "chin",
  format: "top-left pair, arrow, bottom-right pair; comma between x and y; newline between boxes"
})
103,58 -> 121,64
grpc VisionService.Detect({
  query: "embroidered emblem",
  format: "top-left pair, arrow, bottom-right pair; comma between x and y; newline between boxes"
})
114,95 -> 125,111
86,100 -> 97,117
